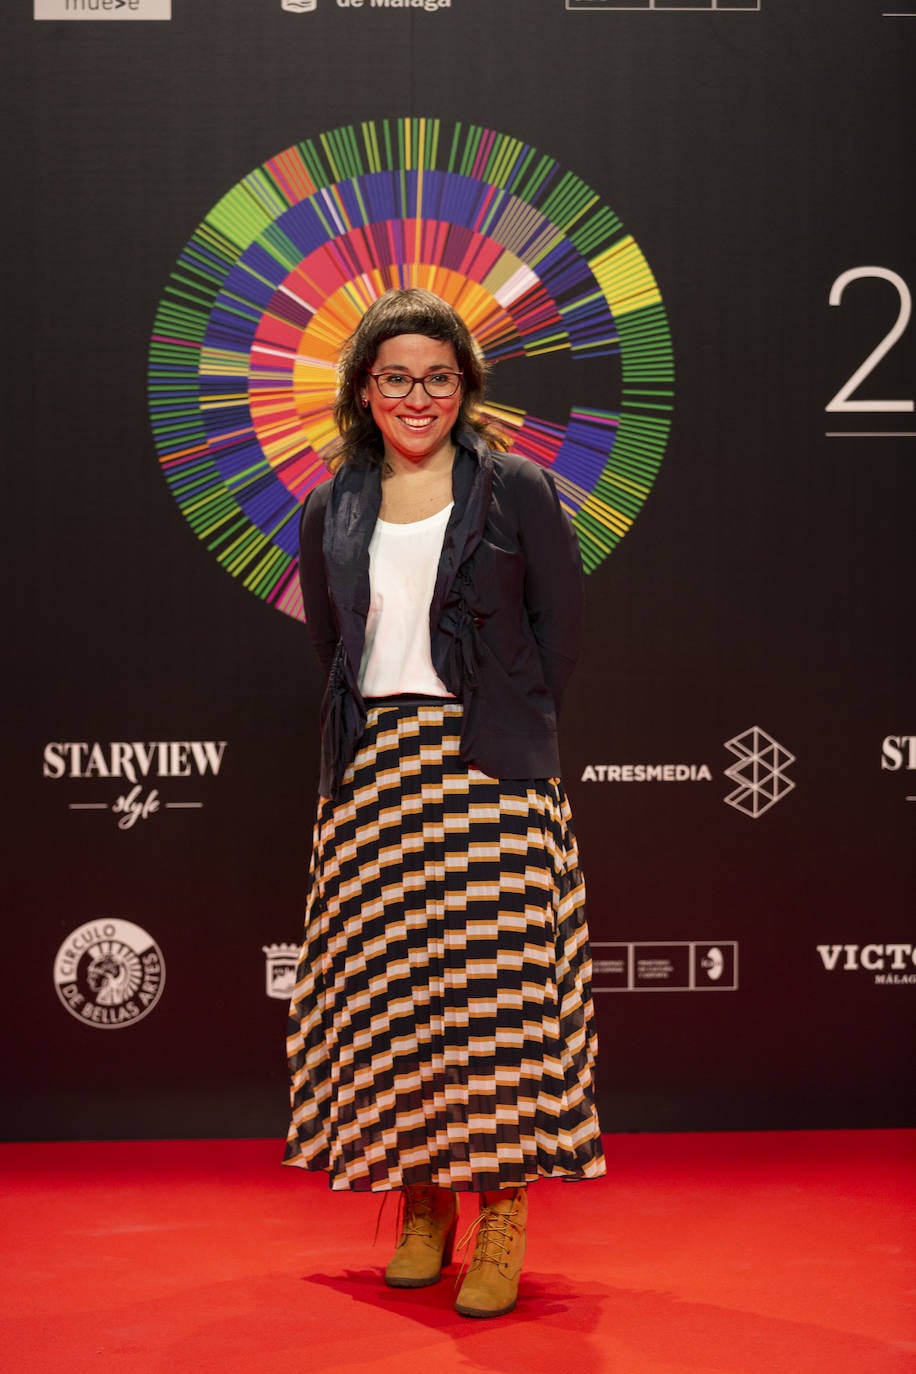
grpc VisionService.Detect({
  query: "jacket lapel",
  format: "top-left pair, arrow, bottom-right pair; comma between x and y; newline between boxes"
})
322,462 -> 381,680
428,432 -> 493,630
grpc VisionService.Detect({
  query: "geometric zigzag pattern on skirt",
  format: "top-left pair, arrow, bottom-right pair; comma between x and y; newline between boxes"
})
284,700 -> 606,1192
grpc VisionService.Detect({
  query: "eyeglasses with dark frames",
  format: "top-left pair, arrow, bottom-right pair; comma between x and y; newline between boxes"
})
369,370 -> 463,400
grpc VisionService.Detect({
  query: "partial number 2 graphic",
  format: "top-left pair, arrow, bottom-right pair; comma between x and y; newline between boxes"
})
826,266 -> 914,423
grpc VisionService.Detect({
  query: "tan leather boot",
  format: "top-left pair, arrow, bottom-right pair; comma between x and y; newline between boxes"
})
454,1187 -> 528,1318
384,1185 -> 459,1288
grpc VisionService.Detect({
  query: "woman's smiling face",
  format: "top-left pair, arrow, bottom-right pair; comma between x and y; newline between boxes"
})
363,333 -> 463,471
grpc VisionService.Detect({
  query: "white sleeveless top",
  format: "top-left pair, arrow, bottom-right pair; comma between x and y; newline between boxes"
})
358,503 -> 455,699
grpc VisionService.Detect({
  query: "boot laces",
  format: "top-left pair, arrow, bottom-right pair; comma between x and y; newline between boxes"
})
401,1187 -> 436,1238
454,1198 -> 521,1285
374,1186 -> 435,1248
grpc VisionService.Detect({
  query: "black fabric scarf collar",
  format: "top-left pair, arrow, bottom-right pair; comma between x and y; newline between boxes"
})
321,427 -> 495,685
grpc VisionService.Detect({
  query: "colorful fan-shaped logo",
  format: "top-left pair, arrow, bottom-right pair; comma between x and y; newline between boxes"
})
148,118 -> 674,620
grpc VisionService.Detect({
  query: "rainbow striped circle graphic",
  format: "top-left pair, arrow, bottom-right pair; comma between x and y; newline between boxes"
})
148,119 -> 674,620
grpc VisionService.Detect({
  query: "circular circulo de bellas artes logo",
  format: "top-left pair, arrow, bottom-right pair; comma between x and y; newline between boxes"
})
148,117 -> 674,620
54,920 -> 166,1029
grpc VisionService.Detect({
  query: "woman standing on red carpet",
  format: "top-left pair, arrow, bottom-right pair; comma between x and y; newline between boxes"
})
284,287 -> 605,1317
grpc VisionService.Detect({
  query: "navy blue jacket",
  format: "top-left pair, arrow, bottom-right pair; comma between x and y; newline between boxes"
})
298,430 -> 584,798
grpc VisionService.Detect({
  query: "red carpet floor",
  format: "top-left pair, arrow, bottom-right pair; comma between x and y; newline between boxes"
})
1,1131 -> 914,1373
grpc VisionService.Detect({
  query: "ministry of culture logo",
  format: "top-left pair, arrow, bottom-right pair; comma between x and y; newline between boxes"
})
149,118 -> 674,620
54,920 -> 166,1027
591,940 -> 738,992
724,726 -> 795,818
281,0 -> 316,10
263,942 -> 299,999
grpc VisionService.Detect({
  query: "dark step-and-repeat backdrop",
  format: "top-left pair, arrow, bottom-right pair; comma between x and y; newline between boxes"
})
6,0 -> 913,1142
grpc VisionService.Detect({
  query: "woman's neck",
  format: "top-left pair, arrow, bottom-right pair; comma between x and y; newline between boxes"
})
379,446 -> 456,524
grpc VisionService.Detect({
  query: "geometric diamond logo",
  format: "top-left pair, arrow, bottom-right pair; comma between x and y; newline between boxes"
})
724,726 -> 796,818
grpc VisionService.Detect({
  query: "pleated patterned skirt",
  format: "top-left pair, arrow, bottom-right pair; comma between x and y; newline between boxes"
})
284,700 -> 606,1192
